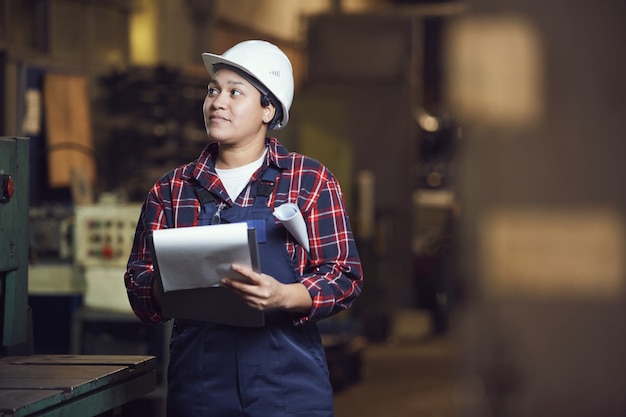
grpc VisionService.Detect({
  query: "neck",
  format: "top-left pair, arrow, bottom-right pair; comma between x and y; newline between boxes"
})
215,139 -> 266,169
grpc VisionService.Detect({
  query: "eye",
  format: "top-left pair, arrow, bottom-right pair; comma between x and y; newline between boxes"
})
208,87 -> 219,96
230,89 -> 242,97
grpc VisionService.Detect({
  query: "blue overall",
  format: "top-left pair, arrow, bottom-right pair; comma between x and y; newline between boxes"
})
166,166 -> 335,417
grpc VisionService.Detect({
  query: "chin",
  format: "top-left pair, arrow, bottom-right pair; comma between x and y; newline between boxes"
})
207,127 -> 230,141
209,134 -> 238,145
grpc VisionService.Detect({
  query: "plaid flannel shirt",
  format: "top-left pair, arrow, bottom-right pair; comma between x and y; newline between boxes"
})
124,137 -> 363,325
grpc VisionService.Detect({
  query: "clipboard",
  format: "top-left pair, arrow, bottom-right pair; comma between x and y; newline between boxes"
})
149,228 -> 264,327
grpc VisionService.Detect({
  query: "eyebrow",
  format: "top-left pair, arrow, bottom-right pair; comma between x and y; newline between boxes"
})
209,78 -> 247,88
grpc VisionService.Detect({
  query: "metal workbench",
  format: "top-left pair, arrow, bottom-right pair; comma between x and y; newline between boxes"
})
0,355 -> 156,416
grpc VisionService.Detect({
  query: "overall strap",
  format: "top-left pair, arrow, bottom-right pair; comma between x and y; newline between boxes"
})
253,165 -> 280,207
195,187 -> 218,224
248,165 -> 281,243
195,188 -> 215,205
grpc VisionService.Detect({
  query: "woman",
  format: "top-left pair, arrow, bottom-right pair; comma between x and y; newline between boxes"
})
124,40 -> 363,417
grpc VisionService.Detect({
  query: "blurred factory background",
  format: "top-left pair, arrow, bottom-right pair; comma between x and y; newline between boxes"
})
0,0 -> 625,416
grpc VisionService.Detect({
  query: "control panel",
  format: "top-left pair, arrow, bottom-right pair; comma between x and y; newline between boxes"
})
74,204 -> 142,268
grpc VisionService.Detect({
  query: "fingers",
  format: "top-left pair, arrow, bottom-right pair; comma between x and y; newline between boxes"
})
223,264 -> 259,286
221,264 -> 280,311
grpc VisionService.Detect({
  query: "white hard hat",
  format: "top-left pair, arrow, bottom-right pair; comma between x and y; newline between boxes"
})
202,40 -> 294,130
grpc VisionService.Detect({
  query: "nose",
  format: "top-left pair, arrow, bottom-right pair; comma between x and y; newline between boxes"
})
203,93 -> 223,120
209,90 -> 227,109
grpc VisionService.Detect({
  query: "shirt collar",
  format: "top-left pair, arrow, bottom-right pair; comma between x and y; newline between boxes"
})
189,137 -> 290,182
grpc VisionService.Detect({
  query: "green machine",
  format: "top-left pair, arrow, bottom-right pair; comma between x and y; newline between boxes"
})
0,137 -> 157,416
0,136 -> 29,353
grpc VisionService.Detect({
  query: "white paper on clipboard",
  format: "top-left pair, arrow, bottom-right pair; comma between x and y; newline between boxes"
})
151,222 -> 258,292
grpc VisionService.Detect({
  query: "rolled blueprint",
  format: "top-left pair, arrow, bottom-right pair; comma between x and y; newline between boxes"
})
273,203 -> 310,252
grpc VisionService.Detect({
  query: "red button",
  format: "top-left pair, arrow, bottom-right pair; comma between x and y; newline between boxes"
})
6,177 -> 14,198
101,245 -> 114,259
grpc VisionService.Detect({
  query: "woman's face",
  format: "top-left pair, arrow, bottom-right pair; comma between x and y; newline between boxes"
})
203,68 -> 272,145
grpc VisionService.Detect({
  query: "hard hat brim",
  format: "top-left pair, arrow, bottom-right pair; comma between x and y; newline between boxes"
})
202,52 -> 252,80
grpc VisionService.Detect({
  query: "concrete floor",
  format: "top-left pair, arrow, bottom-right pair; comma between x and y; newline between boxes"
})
334,335 -> 459,417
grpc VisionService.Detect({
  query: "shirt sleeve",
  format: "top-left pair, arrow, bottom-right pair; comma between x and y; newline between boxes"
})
293,168 -> 363,325
124,184 -> 169,324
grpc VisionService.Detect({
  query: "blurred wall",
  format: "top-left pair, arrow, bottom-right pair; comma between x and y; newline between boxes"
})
446,1 -> 626,416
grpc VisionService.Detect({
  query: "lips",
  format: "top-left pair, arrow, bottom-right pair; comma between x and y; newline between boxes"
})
209,114 -> 229,123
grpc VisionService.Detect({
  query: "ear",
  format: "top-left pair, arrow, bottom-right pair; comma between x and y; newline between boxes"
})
263,103 -> 276,124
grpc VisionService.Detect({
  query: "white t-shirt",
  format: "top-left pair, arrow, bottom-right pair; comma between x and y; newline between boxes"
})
215,149 -> 267,201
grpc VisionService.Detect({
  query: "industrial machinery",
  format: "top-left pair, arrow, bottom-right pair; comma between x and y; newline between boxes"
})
0,137 -> 30,353
0,137 -> 156,416
74,203 -> 142,313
